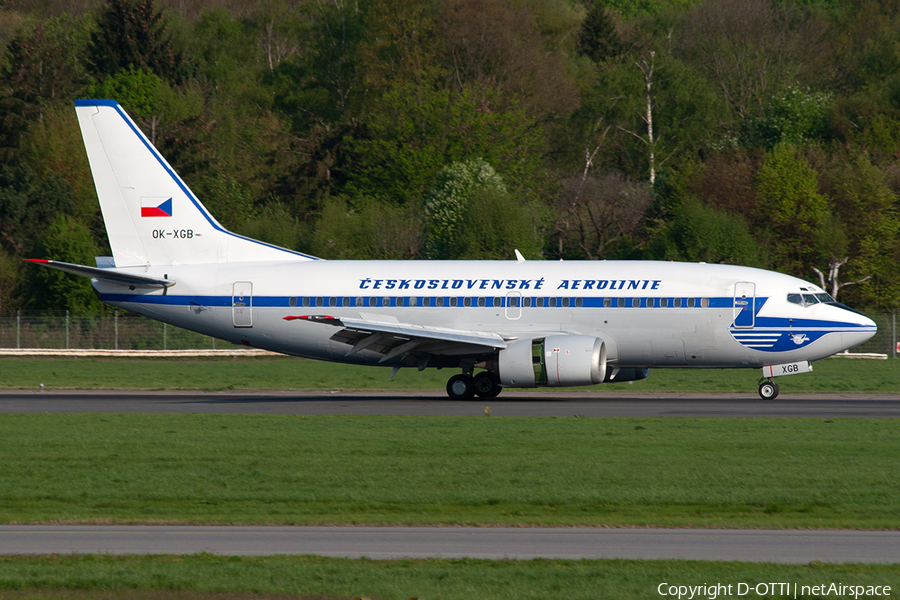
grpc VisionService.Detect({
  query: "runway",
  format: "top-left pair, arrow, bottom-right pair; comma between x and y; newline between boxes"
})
1,389 -> 900,417
3,525 -> 900,563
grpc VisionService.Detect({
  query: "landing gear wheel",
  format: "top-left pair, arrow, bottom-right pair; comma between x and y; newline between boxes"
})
446,374 -> 476,400
759,380 -> 779,400
473,371 -> 502,398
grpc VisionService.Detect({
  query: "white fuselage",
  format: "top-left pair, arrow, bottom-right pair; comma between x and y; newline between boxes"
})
93,259 -> 877,371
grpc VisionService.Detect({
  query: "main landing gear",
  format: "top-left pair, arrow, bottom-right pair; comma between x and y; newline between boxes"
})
446,371 -> 502,400
758,379 -> 779,400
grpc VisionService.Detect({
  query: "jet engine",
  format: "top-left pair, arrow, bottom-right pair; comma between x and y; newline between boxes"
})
495,335 -> 606,387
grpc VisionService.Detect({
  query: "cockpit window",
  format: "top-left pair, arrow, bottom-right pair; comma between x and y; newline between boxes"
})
788,292 -> 837,307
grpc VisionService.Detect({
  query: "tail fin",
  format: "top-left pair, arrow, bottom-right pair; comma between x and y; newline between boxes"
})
74,99 -> 317,267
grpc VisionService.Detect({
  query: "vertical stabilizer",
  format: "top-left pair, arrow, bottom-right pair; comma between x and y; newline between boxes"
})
75,100 -> 317,267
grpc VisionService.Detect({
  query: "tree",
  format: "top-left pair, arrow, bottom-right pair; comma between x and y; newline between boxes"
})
0,17 -> 88,162
423,158 -> 506,259
678,0 -> 825,120
577,3 -> 622,64
23,215 -> 102,311
348,83 -> 541,205
552,170 -> 651,260
0,164 -> 75,255
313,196 -> 423,260
740,86 -> 833,149
86,0 -> 184,84
754,143 -> 830,275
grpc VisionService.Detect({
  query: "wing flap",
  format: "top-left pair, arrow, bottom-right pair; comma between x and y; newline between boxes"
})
283,314 -> 508,359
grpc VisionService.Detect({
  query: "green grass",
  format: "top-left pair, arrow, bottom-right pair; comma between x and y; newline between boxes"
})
0,355 -> 897,393
0,555 -> 899,600
1,414 -> 899,529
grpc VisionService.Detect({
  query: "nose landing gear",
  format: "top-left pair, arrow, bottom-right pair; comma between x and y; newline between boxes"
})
758,378 -> 779,400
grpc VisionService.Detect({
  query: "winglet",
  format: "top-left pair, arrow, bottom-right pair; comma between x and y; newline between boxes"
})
514,249 -> 525,262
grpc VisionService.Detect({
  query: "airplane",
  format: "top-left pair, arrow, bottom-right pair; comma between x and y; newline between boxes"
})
27,100 -> 878,400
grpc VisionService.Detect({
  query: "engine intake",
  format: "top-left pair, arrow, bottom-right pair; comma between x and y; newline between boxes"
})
497,335 -> 607,388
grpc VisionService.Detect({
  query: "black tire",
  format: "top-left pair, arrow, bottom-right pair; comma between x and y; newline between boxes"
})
474,371 -> 502,398
446,374 -> 476,400
759,381 -> 779,400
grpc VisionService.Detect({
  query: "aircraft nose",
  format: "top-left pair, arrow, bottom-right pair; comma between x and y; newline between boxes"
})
840,308 -> 877,350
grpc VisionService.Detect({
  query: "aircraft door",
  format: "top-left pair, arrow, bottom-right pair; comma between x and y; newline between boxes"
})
505,292 -> 522,320
232,281 -> 253,327
733,282 -> 756,329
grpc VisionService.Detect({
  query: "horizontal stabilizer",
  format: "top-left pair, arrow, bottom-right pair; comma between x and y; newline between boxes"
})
25,259 -> 174,289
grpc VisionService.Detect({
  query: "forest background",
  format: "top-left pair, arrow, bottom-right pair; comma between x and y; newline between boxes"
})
1,0 -> 899,313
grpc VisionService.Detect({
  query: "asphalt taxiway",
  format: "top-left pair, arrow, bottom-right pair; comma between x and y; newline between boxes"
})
1,389 -> 899,417
2,526 -> 900,563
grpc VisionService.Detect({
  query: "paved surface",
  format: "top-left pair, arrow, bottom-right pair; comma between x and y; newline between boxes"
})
1,389 -> 899,417
2,526 -> 899,563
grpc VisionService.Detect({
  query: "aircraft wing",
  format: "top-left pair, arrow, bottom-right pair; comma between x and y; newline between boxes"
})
284,314 -> 509,362
24,259 -> 175,289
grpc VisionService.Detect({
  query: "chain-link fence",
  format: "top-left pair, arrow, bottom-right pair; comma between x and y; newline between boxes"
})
0,311 -> 218,350
0,309 -> 896,355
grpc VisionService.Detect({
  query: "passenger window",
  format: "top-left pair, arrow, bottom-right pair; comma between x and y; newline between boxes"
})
617,298 -> 625,308
575,297 -> 583,308
660,298 -> 668,308
382,297 -> 390,307
701,298 -> 709,308
687,298 -> 695,308
603,298 -> 611,307
342,297 -> 349,307
289,297 -> 297,307
464,297 -> 472,307
632,298 -> 640,308
647,298 -> 655,308
549,297 -> 557,307
450,297 -> 458,307
302,297 -> 310,307
356,297 -> 364,307
437,297 -> 444,307
674,298 -> 682,308
316,297 -> 324,307
493,297 -> 502,307
409,297 -> 417,307
509,297 -> 519,307
477,297 -> 485,307
369,297 -> 376,307
561,297 -> 570,307
536,297 -> 545,307
423,297 -> 430,307
523,297 -> 532,307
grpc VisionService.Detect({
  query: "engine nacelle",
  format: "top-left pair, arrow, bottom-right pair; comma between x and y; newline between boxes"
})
497,335 -> 607,388
603,367 -> 650,383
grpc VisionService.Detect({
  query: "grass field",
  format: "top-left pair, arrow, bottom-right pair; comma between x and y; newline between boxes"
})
0,355 -> 897,393
1,554 -> 899,600
1,414 -> 898,529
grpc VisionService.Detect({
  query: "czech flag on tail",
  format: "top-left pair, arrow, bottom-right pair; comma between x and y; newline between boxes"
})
141,197 -> 173,217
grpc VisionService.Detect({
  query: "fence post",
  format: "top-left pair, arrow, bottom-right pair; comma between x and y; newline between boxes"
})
16,310 -> 20,349
163,322 -> 167,351
114,310 -> 118,350
66,310 -> 69,350
893,308 -> 897,359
